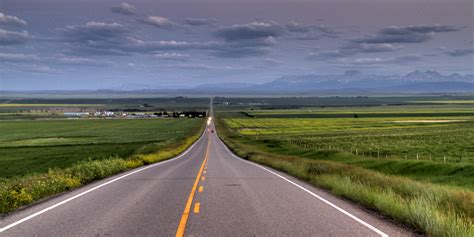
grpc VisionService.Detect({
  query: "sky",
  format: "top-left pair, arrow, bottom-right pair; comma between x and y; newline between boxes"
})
0,0 -> 473,90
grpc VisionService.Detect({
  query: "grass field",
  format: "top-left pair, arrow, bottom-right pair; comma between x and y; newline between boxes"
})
0,104 -> 105,107
216,101 -> 474,236
225,116 -> 474,163
0,119 -> 201,178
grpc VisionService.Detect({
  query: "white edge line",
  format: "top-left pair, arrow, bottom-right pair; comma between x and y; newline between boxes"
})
216,137 -> 389,237
0,133 -> 207,233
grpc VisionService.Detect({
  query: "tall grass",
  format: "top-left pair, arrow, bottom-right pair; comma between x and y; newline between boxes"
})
0,120 -> 205,214
216,117 -> 474,236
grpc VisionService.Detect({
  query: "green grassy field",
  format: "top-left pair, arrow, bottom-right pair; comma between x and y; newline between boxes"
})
0,119 -> 201,178
225,116 -> 474,163
216,101 -> 474,236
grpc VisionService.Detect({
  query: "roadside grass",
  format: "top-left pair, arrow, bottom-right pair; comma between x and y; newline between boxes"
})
0,119 -> 205,214
216,116 -> 474,236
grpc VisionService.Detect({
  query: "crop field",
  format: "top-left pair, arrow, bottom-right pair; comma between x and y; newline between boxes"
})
0,118 -> 202,178
224,103 -> 474,162
225,113 -> 474,162
219,103 -> 474,190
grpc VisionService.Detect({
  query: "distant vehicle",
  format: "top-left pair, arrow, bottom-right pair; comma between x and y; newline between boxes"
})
210,130 -> 214,133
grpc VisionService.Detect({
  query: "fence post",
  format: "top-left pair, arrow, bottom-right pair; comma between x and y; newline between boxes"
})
444,155 -> 446,163
356,149 -> 358,155
377,149 -> 380,158
416,153 -> 419,160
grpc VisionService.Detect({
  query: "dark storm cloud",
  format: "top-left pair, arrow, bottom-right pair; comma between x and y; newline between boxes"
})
184,18 -> 217,27
111,3 -> 137,15
0,12 -> 28,27
353,24 -> 461,44
0,28 -> 30,45
214,22 -> 284,41
445,48 -> 474,56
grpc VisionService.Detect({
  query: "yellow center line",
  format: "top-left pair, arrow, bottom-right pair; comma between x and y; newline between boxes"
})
198,186 -> 203,193
175,137 -> 210,237
201,176 -> 205,181
193,203 -> 200,214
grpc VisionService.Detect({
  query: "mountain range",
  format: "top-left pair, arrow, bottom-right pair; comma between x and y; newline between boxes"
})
196,70 -> 474,93
2,70 -> 473,96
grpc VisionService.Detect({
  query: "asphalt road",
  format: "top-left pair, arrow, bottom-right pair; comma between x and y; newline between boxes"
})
0,120 -> 414,237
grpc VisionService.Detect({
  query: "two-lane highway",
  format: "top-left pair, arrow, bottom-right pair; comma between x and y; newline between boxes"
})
0,119 -> 413,236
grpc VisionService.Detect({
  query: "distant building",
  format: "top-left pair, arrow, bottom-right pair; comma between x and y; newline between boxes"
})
64,112 -> 89,117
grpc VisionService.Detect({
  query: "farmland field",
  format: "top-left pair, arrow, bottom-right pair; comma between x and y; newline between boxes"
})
218,103 -> 474,190
0,118 -> 202,178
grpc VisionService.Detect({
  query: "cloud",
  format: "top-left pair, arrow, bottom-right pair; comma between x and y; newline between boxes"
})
0,28 -> 30,45
142,16 -> 175,29
210,36 -> 276,58
210,22 -> 282,58
286,21 -> 338,40
210,47 -> 270,58
262,57 -> 282,66
445,48 -> 474,57
342,43 -> 402,53
54,55 -> 108,66
335,55 -> 422,65
215,22 -> 283,41
286,21 -> 311,33
154,52 -> 191,61
308,43 -> 402,60
111,3 -> 137,15
352,24 -> 461,44
59,21 -> 131,56
61,21 -> 128,43
0,53 -> 38,62
0,12 -> 28,27
59,20 -> 276,58
184,18 -> 217,27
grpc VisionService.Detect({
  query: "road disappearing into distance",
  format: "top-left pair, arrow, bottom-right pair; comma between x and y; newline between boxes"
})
0,114 -> 412,236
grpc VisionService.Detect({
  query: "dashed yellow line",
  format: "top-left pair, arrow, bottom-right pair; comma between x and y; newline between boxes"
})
201,176 -> 206,181
193,203 -> 200,214
175,138 -> 210,237
198,186 -> 203,193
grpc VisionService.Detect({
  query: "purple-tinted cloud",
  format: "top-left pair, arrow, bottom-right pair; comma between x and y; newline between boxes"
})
353,24 -> 461,44
0,12 -> 28,27
0,28 -> 30,45
111,3 -> 137,15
